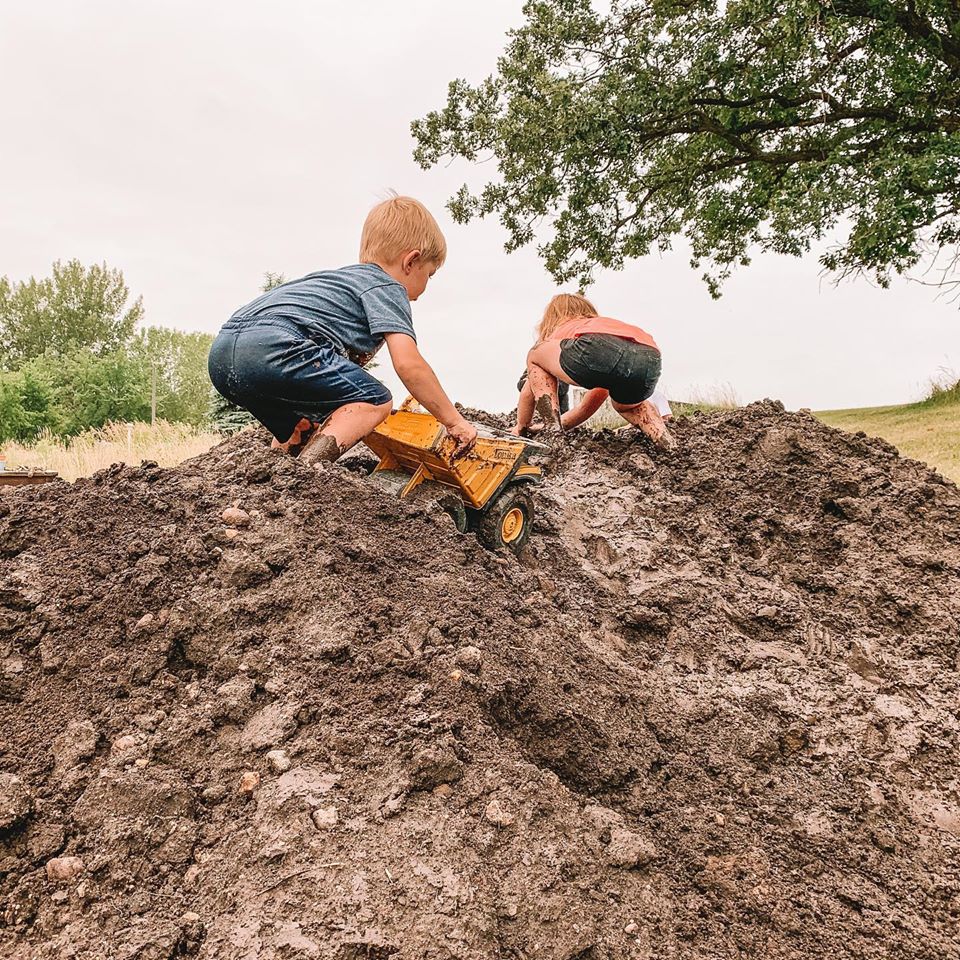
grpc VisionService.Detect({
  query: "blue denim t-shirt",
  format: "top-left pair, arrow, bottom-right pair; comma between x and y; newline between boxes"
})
228,263 -> 415,358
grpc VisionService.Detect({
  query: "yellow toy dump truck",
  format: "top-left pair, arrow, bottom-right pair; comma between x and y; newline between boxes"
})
363,404 -> 547,552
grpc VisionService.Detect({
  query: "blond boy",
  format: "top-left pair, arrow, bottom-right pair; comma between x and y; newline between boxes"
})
208,196 -> 477,462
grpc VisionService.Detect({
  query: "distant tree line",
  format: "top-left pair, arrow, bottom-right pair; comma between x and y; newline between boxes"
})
0,260 -> 214,443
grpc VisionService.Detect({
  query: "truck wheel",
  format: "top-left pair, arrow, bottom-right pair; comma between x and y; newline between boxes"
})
437,494 -> 469,533
477,489 -> 534,553
405,482 -> 468,533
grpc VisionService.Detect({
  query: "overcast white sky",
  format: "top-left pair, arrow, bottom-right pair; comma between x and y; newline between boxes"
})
2,0 -> 958,412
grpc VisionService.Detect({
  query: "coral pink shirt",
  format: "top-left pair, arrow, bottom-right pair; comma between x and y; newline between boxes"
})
549,316 -> 658,351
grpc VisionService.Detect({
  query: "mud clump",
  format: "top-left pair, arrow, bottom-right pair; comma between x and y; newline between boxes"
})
1,401 -> 959,959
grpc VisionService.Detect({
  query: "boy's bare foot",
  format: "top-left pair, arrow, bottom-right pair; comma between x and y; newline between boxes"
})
271,418 -> 320,456
534,394 -> 562,431
299,433 -> 343,465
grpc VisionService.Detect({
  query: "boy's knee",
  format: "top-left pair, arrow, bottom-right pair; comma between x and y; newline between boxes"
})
373,399 -> 393,424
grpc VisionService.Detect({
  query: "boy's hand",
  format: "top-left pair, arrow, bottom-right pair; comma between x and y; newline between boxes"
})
446,417 -> 478,455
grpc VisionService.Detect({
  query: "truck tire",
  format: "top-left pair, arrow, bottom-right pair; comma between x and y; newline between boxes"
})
477,488 -> 534,553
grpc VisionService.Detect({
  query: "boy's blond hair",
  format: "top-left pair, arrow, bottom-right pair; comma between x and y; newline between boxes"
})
537,292 -> 598,342
359,195 -> 447,267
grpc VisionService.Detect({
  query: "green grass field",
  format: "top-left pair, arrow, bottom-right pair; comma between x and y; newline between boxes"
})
816,393 -> 960,484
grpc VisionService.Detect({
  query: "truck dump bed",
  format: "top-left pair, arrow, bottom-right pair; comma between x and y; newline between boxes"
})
364,410 -> 541,510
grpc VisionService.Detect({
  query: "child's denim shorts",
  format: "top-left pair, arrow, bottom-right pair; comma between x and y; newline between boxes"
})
559,333 -> 661,405
208,315 -> 392,442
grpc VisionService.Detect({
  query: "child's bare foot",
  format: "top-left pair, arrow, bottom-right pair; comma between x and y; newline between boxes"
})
534,394 -> 562,431
616,399 -> 676,449
272,418 -> 319,456
299,433 -> 343,465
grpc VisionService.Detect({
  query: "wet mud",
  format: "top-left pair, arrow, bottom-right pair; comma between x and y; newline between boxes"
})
1,400 -> 959,958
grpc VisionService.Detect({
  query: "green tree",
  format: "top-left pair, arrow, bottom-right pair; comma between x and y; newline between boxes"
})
0,260 -> 143,367
133,327 -> 215,427
0,369 -> 56,442
412,0 -> 960,294
22,348 -> 149,437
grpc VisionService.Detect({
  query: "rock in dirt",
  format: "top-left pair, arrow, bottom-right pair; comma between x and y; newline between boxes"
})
605,827 -> 657,869
408,742 -> 464,791
0,774 -> 32,830
239,702 -> 299,751
221,507 -> 251,528
311,805 -> 338,830
455,645 -> 483,673
239,771 -> 261,795
45,856 -> 85,882
484,798 -> 515,827
266,749 -> 291,774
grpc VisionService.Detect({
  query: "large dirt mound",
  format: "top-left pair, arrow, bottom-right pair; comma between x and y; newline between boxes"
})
1,402 -> 959,960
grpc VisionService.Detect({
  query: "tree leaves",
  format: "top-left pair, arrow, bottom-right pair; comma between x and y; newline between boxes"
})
412,0 -> 960,294
0,260 -> 142,367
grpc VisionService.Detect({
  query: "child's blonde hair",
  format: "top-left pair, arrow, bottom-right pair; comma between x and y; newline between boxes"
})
359,195 -> 447,267
537,292 -> 598,342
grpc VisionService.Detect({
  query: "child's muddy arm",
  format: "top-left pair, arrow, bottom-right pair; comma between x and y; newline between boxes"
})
385,334 -> 477,450
515,379 -> 535,433
561,388 -> 608,430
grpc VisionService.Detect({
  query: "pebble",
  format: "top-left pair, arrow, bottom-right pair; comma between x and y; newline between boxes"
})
45,856 -> 85,882
624,922 -> 638,934
266,749 -> 292,774
134,758 -> 149,768
183,911 -> 201,923
239,771 -> 261,795
221,507 -> 251,528
112,735 -> 137,754
606,827 -> 657,869
201,784 -> 227,804
454,646 -> 483,673
311,806 -> 339,830
484,799 -> 515,827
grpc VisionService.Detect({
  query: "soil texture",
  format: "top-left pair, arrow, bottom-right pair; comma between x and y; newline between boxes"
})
1,401 -> 959,959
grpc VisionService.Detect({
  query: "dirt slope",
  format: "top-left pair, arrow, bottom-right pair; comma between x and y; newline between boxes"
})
1,401 -> 959,959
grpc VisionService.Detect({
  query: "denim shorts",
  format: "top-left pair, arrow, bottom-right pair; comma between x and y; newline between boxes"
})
559,334 -> 661,405
208,315 -> 392,442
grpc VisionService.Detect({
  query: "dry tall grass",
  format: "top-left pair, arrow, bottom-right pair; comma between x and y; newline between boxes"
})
678,382 -> 741,411
2,421 -> 222,482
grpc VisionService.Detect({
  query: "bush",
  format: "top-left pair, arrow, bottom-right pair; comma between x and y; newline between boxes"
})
0,368 -> 57,442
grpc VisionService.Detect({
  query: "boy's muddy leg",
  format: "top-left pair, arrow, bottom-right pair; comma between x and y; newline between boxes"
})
613,399 -> 676,449
300,399 -> 393,465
